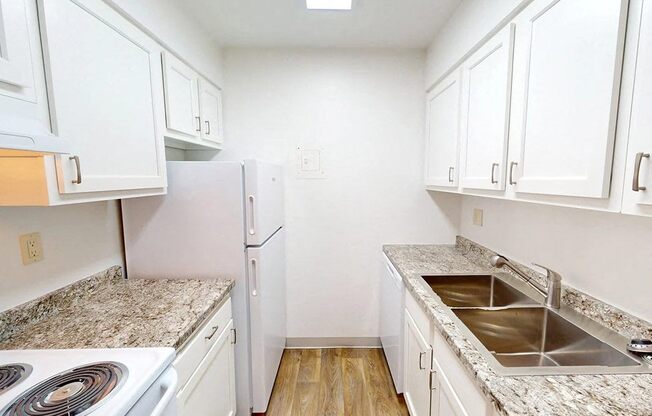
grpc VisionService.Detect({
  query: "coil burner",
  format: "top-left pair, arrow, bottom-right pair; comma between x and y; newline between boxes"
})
0,365 -> 32,395
1,362 -> 127,416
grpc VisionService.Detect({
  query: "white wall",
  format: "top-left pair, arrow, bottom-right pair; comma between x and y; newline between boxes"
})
110,0 -> 224,85
425,0 -> 527,89
0,1 -> 223,312
192,48 -> 461,340
460,196 -> 652,322
0,203 -> 123,310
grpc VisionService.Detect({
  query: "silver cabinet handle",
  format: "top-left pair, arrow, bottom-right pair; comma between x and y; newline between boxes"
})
633,152 -> 650,192
248,195 -> 256,235
195,116 -> 201,132
448,166 -> 454,183
429,369 -> 438,391
205,325 -> 219,341
509,161 -> 518,185
250,258 -> 258,297
491,163 -> 499,184
231,328 -> 237,345
205,120 -> 211,135
419,351 -> 426,370
69,155 -> 82,184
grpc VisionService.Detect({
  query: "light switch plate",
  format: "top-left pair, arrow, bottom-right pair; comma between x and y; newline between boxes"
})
19,232 -> 43,265
296,146 -> 326,179
473,208 -> 484,226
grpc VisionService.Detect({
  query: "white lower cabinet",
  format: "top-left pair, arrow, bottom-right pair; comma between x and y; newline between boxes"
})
174,298 -> 236,416
403,290 -> 492,416
403,308 -> 433,416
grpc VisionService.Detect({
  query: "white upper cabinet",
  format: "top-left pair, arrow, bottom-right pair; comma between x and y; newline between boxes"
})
460,24 -> 515,191
39,0 -> 167,194
163,52 -> 201,139
162,52 -> 223,150
621,0 -> 652,216
0,0 -> 36,98
199,80 -> 224,145
425,70 -> 462,188
509,0 -> 629,198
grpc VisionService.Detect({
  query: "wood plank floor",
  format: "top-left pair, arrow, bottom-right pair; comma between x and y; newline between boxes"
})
265,348 -> 409,416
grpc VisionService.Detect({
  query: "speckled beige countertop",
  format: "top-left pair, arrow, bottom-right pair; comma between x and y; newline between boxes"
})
0,266 -> 234,351
384,237 -> 652,416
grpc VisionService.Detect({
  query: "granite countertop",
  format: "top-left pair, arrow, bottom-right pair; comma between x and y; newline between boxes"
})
0,266 -> 234,351
384,237 -> 652,416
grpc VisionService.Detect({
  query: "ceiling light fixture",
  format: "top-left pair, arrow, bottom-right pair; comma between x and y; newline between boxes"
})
306,0 -> 352,10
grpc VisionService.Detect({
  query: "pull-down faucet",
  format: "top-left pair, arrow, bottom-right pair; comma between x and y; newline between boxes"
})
490,255 -> 562,309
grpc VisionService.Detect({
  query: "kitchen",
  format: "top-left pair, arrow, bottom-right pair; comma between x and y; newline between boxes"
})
0,0 -> 651,415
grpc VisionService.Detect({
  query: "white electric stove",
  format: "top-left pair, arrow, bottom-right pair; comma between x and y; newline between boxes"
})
0,348 -> 177,416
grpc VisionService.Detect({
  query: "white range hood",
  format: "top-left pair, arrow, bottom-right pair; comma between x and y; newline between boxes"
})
0,114 -> 70,154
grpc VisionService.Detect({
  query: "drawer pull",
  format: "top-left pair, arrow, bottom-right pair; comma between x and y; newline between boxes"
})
205,325 -> 219,341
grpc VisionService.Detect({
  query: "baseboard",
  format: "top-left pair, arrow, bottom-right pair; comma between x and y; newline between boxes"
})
285,337 -> 381,348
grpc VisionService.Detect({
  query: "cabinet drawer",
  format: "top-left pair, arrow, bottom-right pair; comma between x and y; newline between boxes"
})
174,297 -> 232,390
433,329 -> 489,416
406,290 -> 431,341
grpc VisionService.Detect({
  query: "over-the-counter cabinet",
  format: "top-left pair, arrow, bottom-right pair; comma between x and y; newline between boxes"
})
508,0 -> 628,198
0,0 -> 169,205
0,0 -> 64,153
403,289 -> 494,416
425,0 -> 639,215
459,24 -> 515,191
424,70 -> 462,188
621,0 -> 652,217
174,297 -> 236,416
162,52 -> 224,150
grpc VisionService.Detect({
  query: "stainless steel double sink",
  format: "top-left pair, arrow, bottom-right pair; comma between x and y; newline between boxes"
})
421,274 -> 651,375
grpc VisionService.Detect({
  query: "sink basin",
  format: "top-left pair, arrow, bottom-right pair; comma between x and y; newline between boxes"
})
453,307 -> 640,368
422,274 -> 538,308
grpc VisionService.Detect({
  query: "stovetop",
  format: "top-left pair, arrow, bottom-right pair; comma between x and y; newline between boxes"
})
0,348 -> 174,416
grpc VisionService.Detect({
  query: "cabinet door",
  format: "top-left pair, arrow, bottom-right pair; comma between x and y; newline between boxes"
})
177,320 -> 236,416
432,358 -> 469,416
460,24 -> 515,191
163,52 -> 200,138
39,0 -> 166,194
425,69 -> 462,188
510,0 -> 628,198
199,80 -> 224,145
622,0 -> 652,216
403,309 -> 432,416
0,0 -> 36,98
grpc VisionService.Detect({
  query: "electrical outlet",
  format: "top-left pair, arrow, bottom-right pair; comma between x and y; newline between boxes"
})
473,208 -> 484,226
19,232 -> 43,265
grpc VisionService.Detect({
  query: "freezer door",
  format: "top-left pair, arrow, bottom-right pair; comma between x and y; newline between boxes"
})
244,160 -> 284,246
247,228 -> 286,413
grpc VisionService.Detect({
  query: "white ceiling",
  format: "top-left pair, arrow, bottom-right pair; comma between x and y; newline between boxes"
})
182,0 -> 462,48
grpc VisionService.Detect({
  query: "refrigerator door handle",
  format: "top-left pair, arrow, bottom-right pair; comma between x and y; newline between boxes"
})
248,195 -> 256,236
250,258 -> 258,297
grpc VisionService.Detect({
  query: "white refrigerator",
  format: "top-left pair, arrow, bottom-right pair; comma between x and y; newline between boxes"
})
121,160 -> 286,415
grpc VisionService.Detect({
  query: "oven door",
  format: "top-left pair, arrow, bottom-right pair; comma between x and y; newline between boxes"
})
126,367 -> 178,416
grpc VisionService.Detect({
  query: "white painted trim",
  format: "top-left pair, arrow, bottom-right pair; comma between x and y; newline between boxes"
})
285,337 -> 381,349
